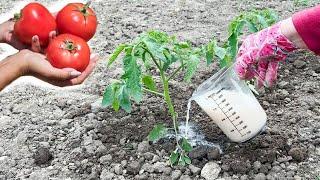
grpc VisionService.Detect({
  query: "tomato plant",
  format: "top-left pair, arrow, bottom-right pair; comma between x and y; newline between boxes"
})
14,2 -> 56,46
46,34 -> 90,72
218,9 -> 279,67
56,1 -> 97,41
102,9 -> 279,166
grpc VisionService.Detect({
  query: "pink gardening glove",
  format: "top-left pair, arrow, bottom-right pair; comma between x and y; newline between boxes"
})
235,23 -> 297,88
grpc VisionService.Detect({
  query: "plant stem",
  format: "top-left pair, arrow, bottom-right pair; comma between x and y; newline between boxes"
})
145,43 -> 181,150
160,71 -> 180,148
142,87 -> 164,97
168,64 -> 184,81
142,46 -> 162,70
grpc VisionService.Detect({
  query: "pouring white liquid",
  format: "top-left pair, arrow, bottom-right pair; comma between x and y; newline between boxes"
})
191,89 -> 267,142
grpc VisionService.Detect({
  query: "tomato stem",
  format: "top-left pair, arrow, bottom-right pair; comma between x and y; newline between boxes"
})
80,1 -> 92,15
64,41 -> 75,51
13,13 -> 21,21
85,1 -> 92,8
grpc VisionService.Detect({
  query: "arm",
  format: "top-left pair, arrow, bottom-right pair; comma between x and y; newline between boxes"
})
0,53 -> 26,91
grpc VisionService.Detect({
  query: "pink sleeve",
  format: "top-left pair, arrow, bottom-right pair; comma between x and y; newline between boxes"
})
292,5 -> 320,55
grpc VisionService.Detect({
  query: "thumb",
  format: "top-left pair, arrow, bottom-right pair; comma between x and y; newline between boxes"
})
47,68 -> 81,80
31,35 -> 41,53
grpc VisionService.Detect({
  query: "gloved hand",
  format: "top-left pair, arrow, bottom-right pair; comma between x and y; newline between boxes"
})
235,22 -> 297,88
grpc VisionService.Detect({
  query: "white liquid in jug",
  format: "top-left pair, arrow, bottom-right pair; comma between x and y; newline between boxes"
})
193,89 -> 267,142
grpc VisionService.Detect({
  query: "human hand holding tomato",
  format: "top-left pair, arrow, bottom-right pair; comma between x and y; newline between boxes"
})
45,1 -> 98,72
0,20 -> 56,52
46,34 -> 90,72
0,1 -> 99,91
1,1 -> 98,88
13,2 -> 57,47
18,49 -> 98,87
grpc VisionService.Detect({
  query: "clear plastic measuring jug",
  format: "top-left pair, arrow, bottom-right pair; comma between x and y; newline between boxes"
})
192,64 -> 267,142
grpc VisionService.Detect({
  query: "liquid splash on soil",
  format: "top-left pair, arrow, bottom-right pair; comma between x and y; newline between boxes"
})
167,98 -> 222,153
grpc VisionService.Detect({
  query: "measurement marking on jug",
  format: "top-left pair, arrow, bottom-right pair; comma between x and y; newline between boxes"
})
207,91 -> 244,136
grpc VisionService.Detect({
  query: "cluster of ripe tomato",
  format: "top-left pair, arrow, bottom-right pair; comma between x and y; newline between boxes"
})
14,2 -> 98,72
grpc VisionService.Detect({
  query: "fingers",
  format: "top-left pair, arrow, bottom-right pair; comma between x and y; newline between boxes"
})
90,53 -> 99,61
265,61 -> 279,87
49,31 -> 56,43
256,61 -> 279,89
68,54 -> 99,85
257,59 -> 268,88
235,60 -> 247,79
235,53 -> 255,80
30,31 -> 56,53
31,35 -> 41,53
7,21 -> 14,31
46,68 -> 81,81
41,53 -> 99,87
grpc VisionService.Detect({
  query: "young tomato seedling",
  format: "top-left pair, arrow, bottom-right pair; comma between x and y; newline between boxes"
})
103,30 -> 219,165
103,8 -> 279,166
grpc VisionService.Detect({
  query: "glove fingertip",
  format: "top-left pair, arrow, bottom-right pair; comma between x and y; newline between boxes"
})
235,61 -> 247,78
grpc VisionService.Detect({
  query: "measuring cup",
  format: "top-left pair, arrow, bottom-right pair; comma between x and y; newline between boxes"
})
192,64 -> 267,142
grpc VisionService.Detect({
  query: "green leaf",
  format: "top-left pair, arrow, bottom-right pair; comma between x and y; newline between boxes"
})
214,45 -> 227,60
227,33 -> 238,60
256,14 -> 268,28
112,84 -> 122,111
143,38 -> 166,62
141,51 -> 152,70
169,152 -> 179,166
228,18 -> 239,35
267,9 -> 279,23
234,20 -> 246,35
102,82 -> 124,112
183,155 -> 191,165
162,49 -> 176,70
122,55 -> 143,103
102,85 -> 114,107
245,20 -> 258,33
142,75 -> 157,91
181,138 -> 192,152
148,124 -> 168,142
102,82 -> 133,113
112,97 -> 120,111
205,41 -> 214,64
176,41 -> 190,49
178,158 -> 186,166
108,44 -> 126,67
147,30 -> 170,43
119,87 -> 132,112
220,54 -> 233,68
184,55 -> 200,82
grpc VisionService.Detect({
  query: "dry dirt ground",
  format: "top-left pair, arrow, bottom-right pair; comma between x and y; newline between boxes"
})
0,0 -> 319,180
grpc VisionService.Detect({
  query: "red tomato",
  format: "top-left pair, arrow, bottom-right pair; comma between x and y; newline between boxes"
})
46,34 -> 90,72
56,2 -> 98,41
14,2 -> 56,46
